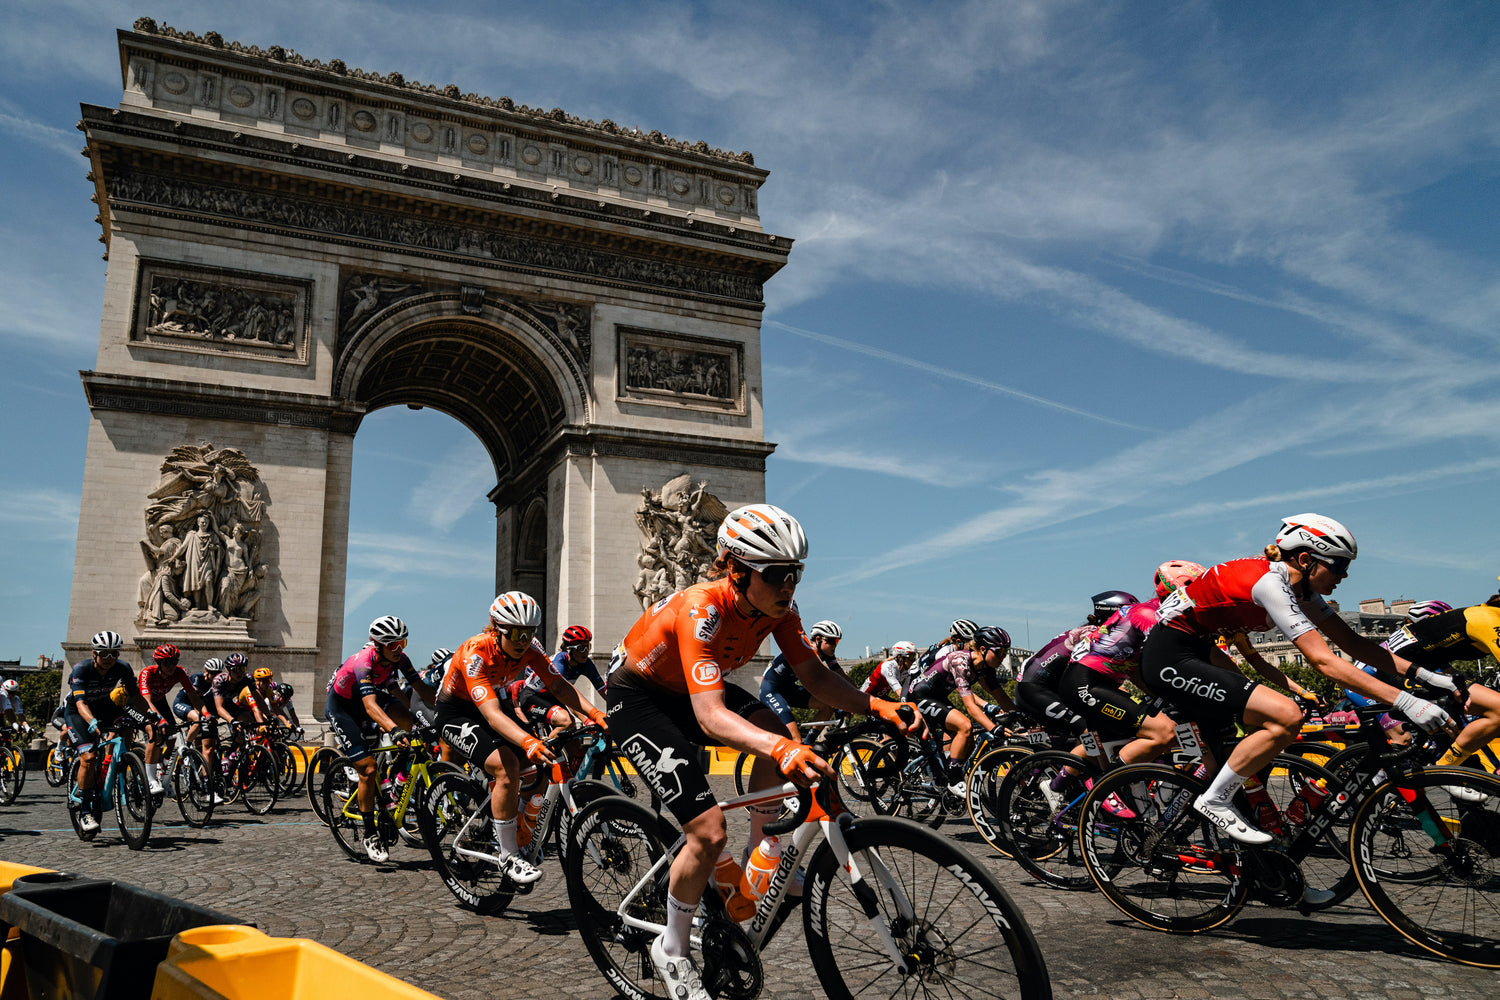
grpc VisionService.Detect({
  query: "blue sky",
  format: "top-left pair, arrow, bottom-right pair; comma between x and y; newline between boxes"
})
2,1 -> 1498,664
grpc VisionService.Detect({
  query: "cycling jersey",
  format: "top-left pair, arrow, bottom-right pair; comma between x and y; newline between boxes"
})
762,650 -> 843,692
138,662 -> 192,702
618,577 -> 813,695
0,691 -> 18,715
1157,558 -> 1335,640
438,632 -> 550,710
522,649 -> 606,697
860,658 -> 905,698
907,649 -> 1000,704
901,641 -> 955,697
66,658 -> 136,714
1076,599 -> 1161,684
1018,627 -> 1094,689
212,673 -> 254,711
1383,605 -> 1500,665
331,645 -> 421,702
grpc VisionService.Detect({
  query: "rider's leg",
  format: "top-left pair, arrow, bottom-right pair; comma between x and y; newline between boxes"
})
1435,682 -> 1500,765
1203,686 -> 1301,805
1119,710 -> 1178,765
485,745 -> 522,851
666,805 -> 727,957
945,709 -> 971,767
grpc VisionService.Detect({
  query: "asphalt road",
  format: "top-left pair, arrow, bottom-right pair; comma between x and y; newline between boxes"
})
0,767 -> 1493,999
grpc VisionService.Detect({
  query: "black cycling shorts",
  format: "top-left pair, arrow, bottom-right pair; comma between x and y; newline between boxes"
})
1139,626 -> 1258,730
434,698 -> 525,767
64,705 -> 121,754
1012,680 -> 1085,734
606,670 -> 770,826
1058,661 -> 1151,739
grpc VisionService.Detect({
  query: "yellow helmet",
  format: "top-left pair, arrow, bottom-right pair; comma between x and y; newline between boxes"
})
109,682 -> 131,708
253,667 -> 273,681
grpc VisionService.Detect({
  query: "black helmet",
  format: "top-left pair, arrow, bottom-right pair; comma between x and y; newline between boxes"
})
1089,591 -> 1138,622
972,626 -> 1011,652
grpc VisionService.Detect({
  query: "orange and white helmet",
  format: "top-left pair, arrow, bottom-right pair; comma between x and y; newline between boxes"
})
489,591 -> 541,629
717,504 -> 808,567
1154,560 -> 1206,599
891,641 -> 918,659
1275,514 -> 1357,562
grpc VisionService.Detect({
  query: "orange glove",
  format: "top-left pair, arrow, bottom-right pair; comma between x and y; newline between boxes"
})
521,735 -> 552,764
770,737 -> 819,785
587,707 -> 609,732
870,698 -> 921,734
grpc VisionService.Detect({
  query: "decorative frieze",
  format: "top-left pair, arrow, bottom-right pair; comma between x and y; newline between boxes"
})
132,261 -> 310,363
618,327 -> 744,414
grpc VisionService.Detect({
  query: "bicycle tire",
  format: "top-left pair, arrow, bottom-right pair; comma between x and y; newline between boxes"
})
44,745 -> 67,787
115,751 -> 154,851
65,758 -> 98,842
1323,743 -> 1372,786
1350,767 -> 1500,968
323,756 -> 369,861
829,735 -> 904,820
419,770 -> 515,914
306,746 -> 338,822
966,744 -> 1037,857
803,813 -> 1053,1000
1000,750 -> 1100,889
1079,763 -> 1249,933
401,760 -> 463,849
732,750 -> 756,796
171,747 -> 215,827
564,794 -> 678,1000
894,755 -> 949,829
239,745 -> 280,815
0,751 -> 17,806
282,742 -> 309,795
271,741 -> 299,796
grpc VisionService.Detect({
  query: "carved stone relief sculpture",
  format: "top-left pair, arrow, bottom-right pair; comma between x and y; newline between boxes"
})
133,263 -> 310,363
632,475 -> 729,609
617,327 -> 744,413
136,443 -> 270,626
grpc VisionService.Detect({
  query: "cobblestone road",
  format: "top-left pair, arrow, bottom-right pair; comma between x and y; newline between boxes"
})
0,771 -> 1493,999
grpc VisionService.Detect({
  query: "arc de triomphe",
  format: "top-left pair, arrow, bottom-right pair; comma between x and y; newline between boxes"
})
63,21 -> 790,706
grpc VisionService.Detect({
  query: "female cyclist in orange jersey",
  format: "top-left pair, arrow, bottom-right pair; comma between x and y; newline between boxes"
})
606,503 -> 919,999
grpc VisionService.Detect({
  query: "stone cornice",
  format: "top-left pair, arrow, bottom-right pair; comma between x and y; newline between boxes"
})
125,20 -> 761,169
81,371 -> 367,433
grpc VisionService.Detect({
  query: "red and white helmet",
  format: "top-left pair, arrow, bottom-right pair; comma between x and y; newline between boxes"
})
1154,560 -> 1206,599
489,591 -> 542,629
891,641 -> 918,658
1405,600 -> 1452,621
1275,514 -> 1357,561
717,504 -> 808,568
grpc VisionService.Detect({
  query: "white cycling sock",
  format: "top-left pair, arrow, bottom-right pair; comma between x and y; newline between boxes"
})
661,892 -> 696,958
1202,766 -> 1251,807
144,763 -> 159,783
747,803 -> 780,851
494,816 -> 518,855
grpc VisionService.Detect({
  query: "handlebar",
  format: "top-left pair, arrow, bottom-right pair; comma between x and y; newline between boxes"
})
762,779 -> 843,838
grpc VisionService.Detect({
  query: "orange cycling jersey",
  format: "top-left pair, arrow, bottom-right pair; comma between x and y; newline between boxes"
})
620,577 -> 814,696
440,631 -> 551,710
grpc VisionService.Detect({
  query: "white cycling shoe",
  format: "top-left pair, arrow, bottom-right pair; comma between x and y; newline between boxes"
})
1302,885 -> 1337,907
1193,794 -> 1273,845
500,852 -> 543,885
1440,783 -> 1490,804
78,812 -> 100,833
649,936 -> 710,1000
363,834 -> 389,863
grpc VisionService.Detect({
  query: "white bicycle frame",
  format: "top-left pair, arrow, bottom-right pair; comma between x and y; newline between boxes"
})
615,780 -> 918,975
449,737 -> 604,865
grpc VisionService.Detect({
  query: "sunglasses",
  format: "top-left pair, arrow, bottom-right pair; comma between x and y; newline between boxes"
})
502,627 -> 537,644
95,651 -> 119,660
1311,554 -> 1352,576
381,639 -> 408,652
758,563 -> 804,587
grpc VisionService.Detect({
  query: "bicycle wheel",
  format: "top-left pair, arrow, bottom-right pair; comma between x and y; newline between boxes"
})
893,755 -> 950,829
282,743 -> 309,795
1261,754 -> 1355,908
829,736 -> 905,821
564,794 -> 676,1000
272,742 -> 300,796
113,751 -> 154,850
1079,763 -> 1249,933
322,757 -> 368,861
306,746 -> 338,822
65,758 -> 98,842
589,748 -> 660,811
1350,767 -> 1500,968
0,751 -> 17,806
1323,743 -> 1372,786
238,745 -> 280,815
1000,750 -> 1100,889
966,744 -> 1036,857
420,770 -> 515,914
804,814 -> 1052,1000
732,750 -> 756,796
44,746 -> 68,787
400,761 -> 462,849
171,747 -> 215,827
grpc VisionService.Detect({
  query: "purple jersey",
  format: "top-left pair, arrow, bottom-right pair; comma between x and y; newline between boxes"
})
1075,599 -> 1161,683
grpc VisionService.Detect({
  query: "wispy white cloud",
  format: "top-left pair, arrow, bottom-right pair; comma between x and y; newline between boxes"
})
346,532 -> 493,579
0,104 -> 83,160
770,439 -> 986,489
404,440 -> 496,533
0,489 -> 80,540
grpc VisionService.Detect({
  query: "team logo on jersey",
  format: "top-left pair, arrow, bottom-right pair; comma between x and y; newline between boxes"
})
465,654 -> 484,678
1102,704 -> 1126,720
651,596 -> 672,616
620,733 -> 686,803
692,660 -> 721,687
691,604 -> 722,641
470,685 -> 489,702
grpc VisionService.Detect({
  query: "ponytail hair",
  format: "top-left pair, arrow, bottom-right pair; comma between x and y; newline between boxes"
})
1264,543 -> 1283,562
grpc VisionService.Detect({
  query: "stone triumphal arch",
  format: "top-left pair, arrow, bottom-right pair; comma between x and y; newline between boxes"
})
64,21 -> 789,704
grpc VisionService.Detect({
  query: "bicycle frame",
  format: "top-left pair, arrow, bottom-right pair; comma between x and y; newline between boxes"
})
334,740 -> 441,831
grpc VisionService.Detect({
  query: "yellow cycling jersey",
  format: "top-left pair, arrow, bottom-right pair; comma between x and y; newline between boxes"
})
1386,604 -> 1500,665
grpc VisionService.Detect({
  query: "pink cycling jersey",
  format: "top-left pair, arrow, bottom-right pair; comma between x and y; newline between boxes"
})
331,644 -> 418,700
1075,599 -> 1160,684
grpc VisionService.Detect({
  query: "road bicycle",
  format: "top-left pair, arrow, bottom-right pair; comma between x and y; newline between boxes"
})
323,728 -> 462,863
420,724 -> 621,914
1078,677 -> 1500,967
563,761 -> 1052,1000
0,728 -> 26,805
65,715 -> 154,850
43,736 -> 77,788
731,712 -> 909,820
965,713 -> 1074,855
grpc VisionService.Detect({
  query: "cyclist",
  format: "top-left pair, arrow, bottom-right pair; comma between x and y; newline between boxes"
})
326,615 -> 437,862
435,593 -> 607,884
861,641 -> 918,700
1143,514 -> 1454,845
1012,622 -> 1093,734
906,626 -> 1015,793
251,669 -> 300,731
172,659 -> 226,778
138,643 -> 207,795
905,618 -> 979,693
606,503 -> 918,1000
759,619 -> 846,742
513,625 -> 606,742
0,678 -> 26,736
65,631 -> 156,833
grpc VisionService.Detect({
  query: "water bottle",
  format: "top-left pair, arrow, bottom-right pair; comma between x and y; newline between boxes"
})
1242,775 -> 1283,836
1285,777 -> 1329,826
714,851 -> 755,921
517,793 -> 543,847
738,836 -> 782,909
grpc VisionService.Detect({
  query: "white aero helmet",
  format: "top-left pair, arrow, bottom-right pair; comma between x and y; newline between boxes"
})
807,620 -> 842,641
1275,513 -> 1358,562
368,615 -> 408,644
891,640 -> 918,658
1405,600 -> 1452,622
717,504 -> 808,568
489,591 -> 542,629
91,630 -> 124,652
1,679 -> 17,694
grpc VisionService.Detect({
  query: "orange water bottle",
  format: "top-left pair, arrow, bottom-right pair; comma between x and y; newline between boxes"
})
517,793 -> 543,847
738,836 -> 782,909
714,851 -> 755,920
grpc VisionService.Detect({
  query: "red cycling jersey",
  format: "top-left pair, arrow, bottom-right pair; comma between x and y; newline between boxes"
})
620,577 -> 813,696
439,631 -> 551,710
1158,557 -> 1334,640
138,662 -> 192,701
